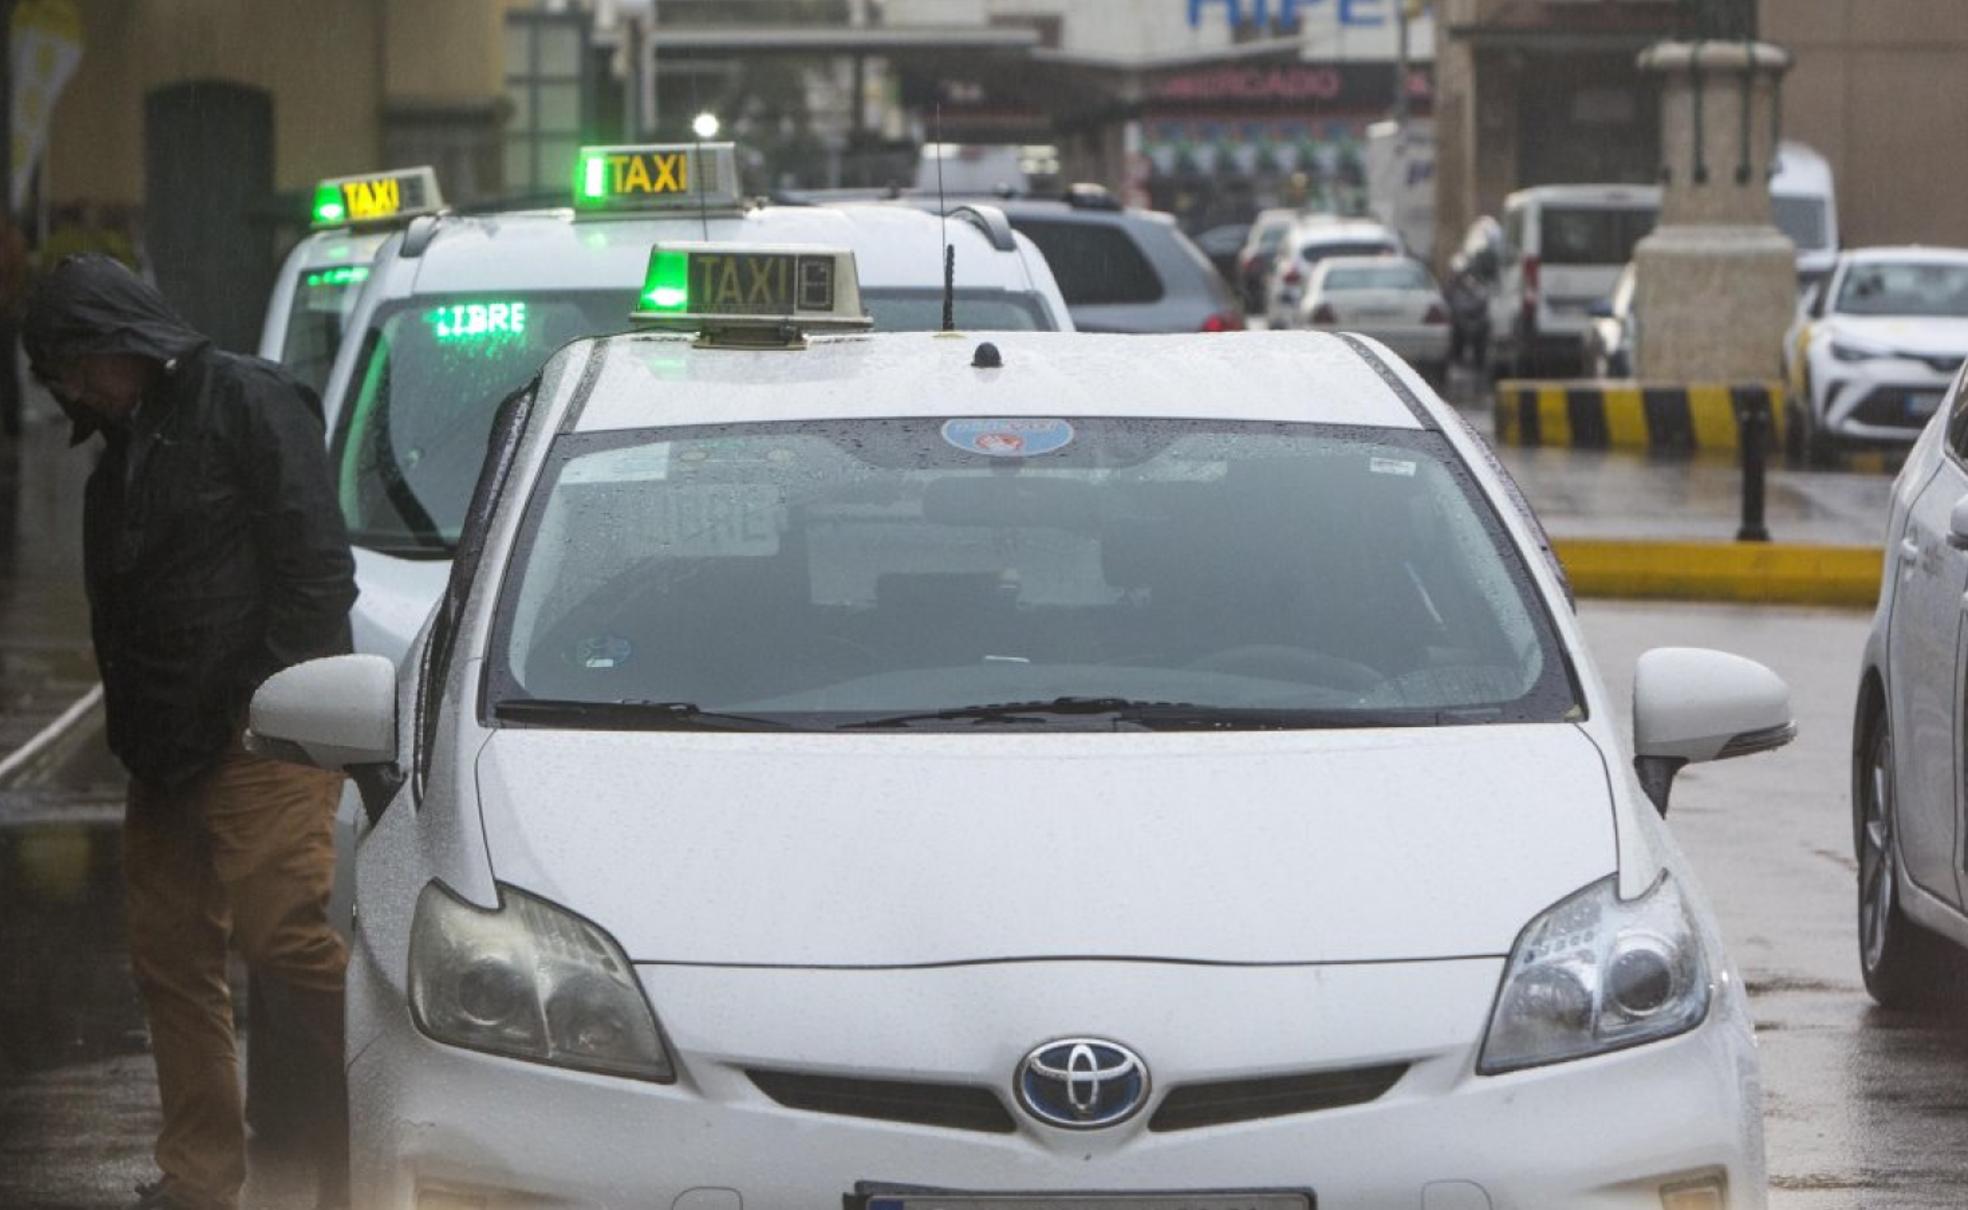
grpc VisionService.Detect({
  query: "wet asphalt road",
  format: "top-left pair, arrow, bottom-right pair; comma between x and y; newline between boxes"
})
2,600 -> 1958,1209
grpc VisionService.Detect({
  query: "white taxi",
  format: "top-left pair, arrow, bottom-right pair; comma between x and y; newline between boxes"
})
257,167 -> 443,395
257,243 -> 1790,1209
316,143 -> 1072,664
1784,247 -> 1968,464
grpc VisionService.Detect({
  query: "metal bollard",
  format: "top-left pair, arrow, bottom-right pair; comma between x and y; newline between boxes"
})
1736,394 -> 1771,543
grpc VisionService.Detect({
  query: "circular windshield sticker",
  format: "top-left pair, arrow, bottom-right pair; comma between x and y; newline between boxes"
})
941,418 -> 1076,458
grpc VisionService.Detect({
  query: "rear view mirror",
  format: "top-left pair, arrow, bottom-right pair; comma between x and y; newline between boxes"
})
1632,647 -> 1794,815
248,654 -> 402,820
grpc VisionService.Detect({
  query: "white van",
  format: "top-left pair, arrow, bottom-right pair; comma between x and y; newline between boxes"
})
1771,139 -> 1839,290
1488,184 -> 1660,376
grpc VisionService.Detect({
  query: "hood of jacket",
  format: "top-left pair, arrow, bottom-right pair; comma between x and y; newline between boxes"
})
22,253 -> 210,444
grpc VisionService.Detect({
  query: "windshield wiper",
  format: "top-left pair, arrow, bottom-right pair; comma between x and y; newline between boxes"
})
349,530 -> 456,560
494,698 -> 793,731
841,696 -> 1455,731
841,696 -> 1268,730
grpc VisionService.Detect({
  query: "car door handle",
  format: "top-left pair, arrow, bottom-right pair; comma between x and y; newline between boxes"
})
1901,538 -> 1924,568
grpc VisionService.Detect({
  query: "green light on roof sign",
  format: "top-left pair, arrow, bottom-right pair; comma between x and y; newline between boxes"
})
312,182 -> 346,225
427,301 -> 528,342
640,249 -> 691,313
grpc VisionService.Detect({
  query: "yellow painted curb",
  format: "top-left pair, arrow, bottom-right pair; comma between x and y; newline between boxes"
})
1553,539 -> 1882,607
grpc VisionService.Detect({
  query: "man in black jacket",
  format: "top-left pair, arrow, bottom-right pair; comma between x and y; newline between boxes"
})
24,254 -> 358,1210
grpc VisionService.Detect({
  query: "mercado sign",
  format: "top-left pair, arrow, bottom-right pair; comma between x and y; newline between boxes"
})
1152,63 -> 1432,106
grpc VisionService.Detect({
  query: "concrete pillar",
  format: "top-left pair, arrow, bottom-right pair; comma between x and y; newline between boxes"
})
1632,40 -> 1794,382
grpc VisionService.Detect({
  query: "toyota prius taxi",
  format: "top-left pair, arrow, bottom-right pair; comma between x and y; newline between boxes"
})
251,243 -> 1794,1209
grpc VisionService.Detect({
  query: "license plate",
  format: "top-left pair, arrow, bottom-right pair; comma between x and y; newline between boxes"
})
1908,390 -> 1944,419
867,1195 -> 1312,1210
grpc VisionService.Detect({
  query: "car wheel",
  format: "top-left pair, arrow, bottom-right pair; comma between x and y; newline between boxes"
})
1857,718 -> 1960,1008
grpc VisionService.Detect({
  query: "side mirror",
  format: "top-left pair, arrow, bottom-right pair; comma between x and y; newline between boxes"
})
248,654 -> 403,820
1632,647 -> 1795,815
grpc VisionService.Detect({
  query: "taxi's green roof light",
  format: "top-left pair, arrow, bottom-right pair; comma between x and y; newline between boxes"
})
312,183 -> 346,225
310,167 -> 443,229
569,143 -> 740,211
640,249 -> 692,314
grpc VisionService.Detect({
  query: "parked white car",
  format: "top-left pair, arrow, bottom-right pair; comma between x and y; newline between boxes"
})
253,240 -> 1789,1209
1299,256 -> 1452,386
1487,184 -> 1659,377
1852,357 -> 1968,1006
1263,216 -> 1402,328
1784,247 -> 1968,464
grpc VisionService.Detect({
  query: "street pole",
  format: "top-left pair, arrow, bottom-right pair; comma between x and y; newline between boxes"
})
1,0 -> 20,440
1393,0 -> 1409,129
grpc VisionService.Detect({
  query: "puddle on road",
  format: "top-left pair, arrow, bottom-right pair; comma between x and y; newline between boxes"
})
0,718 -> 143,1083
0,815 -> 144,1082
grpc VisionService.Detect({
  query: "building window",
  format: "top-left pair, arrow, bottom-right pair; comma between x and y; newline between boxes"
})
504,10 -> 591,198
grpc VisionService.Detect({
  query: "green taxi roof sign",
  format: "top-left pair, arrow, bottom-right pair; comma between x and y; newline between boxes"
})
633,242 -> 871,344
574,142 -> 741,211
310,166 -> 443,229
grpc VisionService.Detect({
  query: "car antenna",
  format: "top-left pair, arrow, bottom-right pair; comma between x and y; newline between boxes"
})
690,75 -> 711,240
937,103 -> 955,333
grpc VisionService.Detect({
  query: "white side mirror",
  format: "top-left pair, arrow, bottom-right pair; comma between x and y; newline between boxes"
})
1632,647 -> 1795,814
247,654 -> 398,772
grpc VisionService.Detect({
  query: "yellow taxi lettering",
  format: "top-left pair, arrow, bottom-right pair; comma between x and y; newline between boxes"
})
609,154 -> 632,194
652,151 -> 687,193
623,155 -> 654,194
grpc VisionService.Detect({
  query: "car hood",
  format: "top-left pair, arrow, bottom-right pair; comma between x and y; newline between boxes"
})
475,724 -> 1616,966
1822,314 -> 1968,354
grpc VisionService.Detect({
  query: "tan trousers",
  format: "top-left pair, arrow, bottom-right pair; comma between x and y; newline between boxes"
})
123,739 -> 348,1210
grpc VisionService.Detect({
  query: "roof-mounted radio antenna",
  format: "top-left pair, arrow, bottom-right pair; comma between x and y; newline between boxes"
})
936,103 -> 955,333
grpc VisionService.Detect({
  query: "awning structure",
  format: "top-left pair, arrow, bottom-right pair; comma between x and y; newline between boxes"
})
649,25 -> 1040,56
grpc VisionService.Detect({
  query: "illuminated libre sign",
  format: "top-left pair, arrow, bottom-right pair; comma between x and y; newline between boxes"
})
427,301 -> 528,342
302,266 -> 370,288
311,167 -> 443,228
573,143 -> 741,210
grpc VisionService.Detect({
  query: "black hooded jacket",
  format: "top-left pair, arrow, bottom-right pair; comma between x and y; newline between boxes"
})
25,255 -> 358,788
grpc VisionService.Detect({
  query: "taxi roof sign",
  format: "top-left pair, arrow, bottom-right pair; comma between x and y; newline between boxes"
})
311,166 -> 443,229
633,242 -> 871,344
574,143 -> 741,211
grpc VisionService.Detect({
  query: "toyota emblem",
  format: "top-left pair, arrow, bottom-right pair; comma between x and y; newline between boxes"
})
1015,1038 -> 1149,1129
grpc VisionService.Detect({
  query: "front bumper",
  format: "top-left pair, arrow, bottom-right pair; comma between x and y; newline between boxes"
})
1814,356 -> 1958,445
349,958 -> 1764,1210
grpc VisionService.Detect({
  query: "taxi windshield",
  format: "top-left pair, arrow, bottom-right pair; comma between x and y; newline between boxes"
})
279,266 -> 370,395
334,287 -> 1059,552
488,419 -> 1578,730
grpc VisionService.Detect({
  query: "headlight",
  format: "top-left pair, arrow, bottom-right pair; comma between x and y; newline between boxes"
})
1478,873 -> 1710,1075
1830,338 -> 1892,362
409,881 -> 675,1082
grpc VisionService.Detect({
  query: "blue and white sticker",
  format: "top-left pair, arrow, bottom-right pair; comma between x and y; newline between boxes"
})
941,417 -> 1075,458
